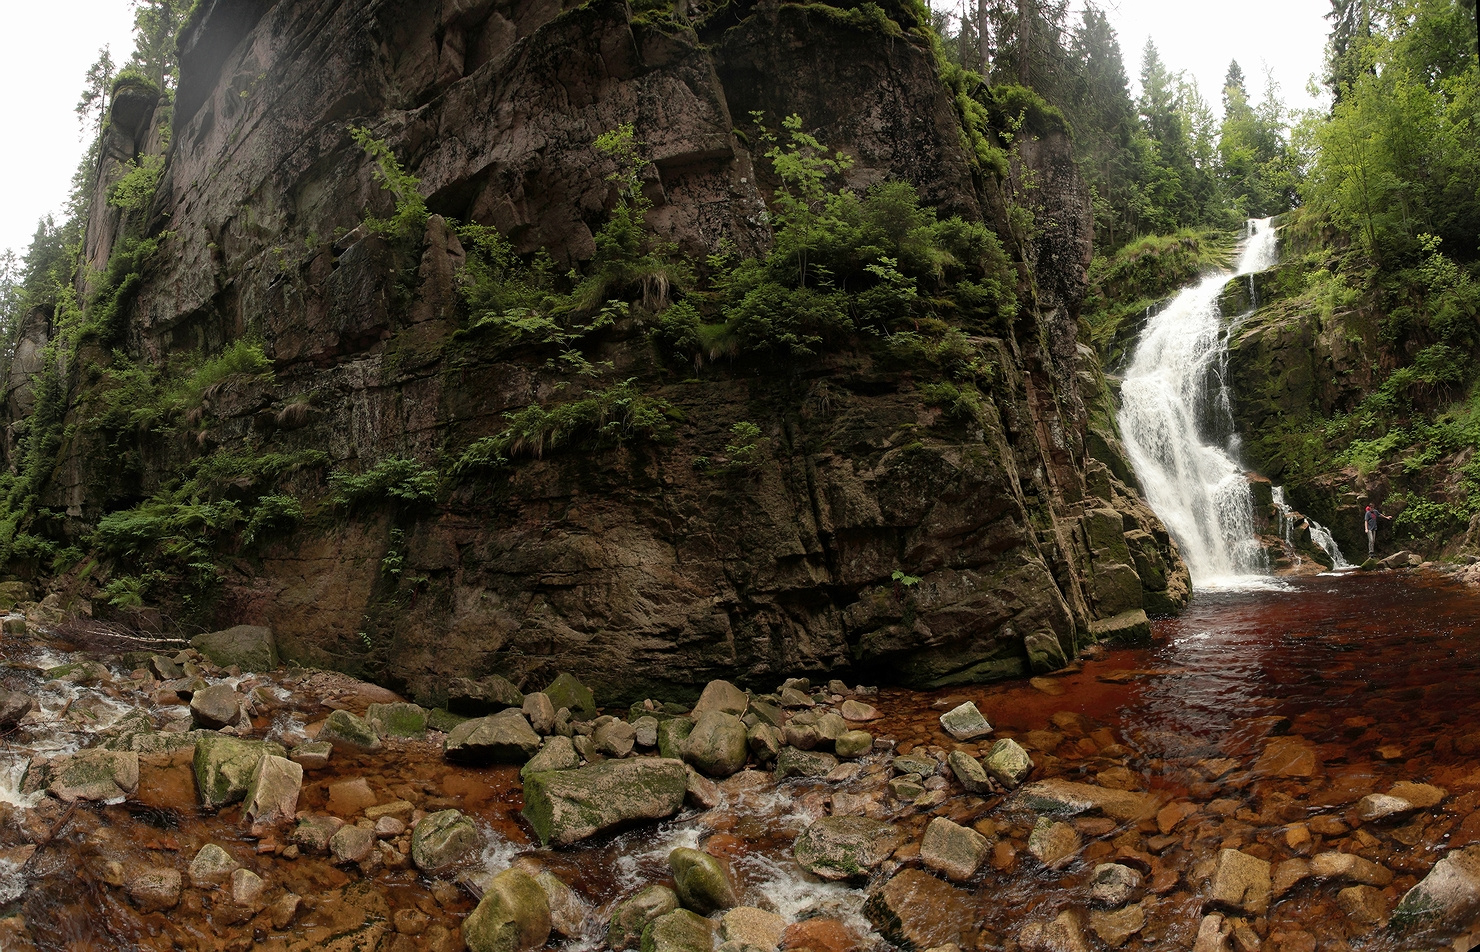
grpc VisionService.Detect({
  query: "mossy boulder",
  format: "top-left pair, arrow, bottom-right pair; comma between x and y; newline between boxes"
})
411,809 -> 480,873
317,709 -> 382,753
366,702 -> 428,738
190,625 -> 278,672
669,847 -> 739,914
193,736 -> 286,810
445,712 -> 542,764
641,908 -> 715,952
609,885 -> 680,951
681,712 -> 749,778
522,758 -> 688,847
793,816 -> 903,880
521,735 -> 581,780
774,747 -> 838,780
657,718 -> 694,760
46,749 -> 140,802
241,754 -> 303,833
464,867 -> 552,952
544,673 -> 597,720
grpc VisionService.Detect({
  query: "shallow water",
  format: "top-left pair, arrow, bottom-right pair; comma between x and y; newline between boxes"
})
3,570 -> 1479,951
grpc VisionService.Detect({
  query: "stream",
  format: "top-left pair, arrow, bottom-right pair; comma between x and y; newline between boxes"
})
2,569 -> 1479,951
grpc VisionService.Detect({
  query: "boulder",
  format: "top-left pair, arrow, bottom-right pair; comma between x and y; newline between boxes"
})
682,712 -> 749,778
127,867 -> 182,912
189,684 -> 242,730
719,907 -> 786,951
685,766 -> 723,809
946,750 -> 992,794
938,702 -> 992,741
793,816 -> 903,880
445,713 -> 542,763
290,740 -> 332,770
774,747 -> 838,780
523,692 -> 557,734
863,868 -> 975,951
692,680 -> 750,717
521,736 -> 581,779
839,699 -> 881,722
188,843 -> 240,887
532,869 -> 589,938
1027,818 -> 1081,870
633,716 -> 660,748
46,749 -> 139,802
412,809 -> 481,873
290,814 -> 344,853
329,824 -> 375,864
834,730 -> 873,759
1090,863 -> 1141,907
193,736 -> 286,810
365,702 -> 428,738
1014,779 -> 1158,822
317,709 -> 382,753
610,885 -> 680,951
242,754 -> 303,833
544,673 -> 597,720
464,867 -> 552,952
190,625 -> 278,671
0,688 -> 37,730
1392,844 -> 1480,930
984,738 -> 1032,788
231,867 -> 266,909
669,847 -> 739,914
448,675 -> 526,717
658,718 -> 695,760
523,758 -> 688,847
1209,848 -> 1271,915
747,723 -> 782,761
919,817 -> 989,883
641,908 -> 716,952
595,719 -> 638,758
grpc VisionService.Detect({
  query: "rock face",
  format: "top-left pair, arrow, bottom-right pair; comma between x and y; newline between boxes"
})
15,0 -> 1186,702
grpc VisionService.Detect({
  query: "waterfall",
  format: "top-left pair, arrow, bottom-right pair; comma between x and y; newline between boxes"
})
1272,486 -> 1352,570
1118,218 -> 1280,588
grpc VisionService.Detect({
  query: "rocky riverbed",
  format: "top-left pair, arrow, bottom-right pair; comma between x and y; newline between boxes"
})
4,571 -> 1480,951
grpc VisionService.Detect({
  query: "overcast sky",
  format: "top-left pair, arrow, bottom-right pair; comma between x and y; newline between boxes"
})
0,0 -> 1335,262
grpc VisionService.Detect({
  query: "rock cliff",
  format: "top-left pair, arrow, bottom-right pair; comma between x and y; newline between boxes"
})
8,0 -> 1187,704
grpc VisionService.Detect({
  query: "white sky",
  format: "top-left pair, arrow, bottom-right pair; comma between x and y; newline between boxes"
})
0,0 -> 1335,262
0,2 -> 136,261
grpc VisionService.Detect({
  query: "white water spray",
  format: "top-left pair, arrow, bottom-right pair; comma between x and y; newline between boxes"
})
1118,218 -> 1280,588
1272,486 -> 1352,569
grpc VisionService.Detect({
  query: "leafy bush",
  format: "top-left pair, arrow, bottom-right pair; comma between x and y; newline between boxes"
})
351,128 -> 428,242
330,456 -> 439,508
454,379 -> 675,468
108,154 -> 165,213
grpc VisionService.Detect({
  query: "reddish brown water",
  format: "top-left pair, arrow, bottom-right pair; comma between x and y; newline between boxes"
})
4,570 -> 1480,951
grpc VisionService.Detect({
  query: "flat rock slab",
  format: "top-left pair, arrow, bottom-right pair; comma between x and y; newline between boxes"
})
691,680 -> 749,717
1253,736 -> 1319,778
446,713 -> 542,764
864,868 -> 975,951
793,816 -> 903,880
523,758 -> 688,847
47,749 -> 140,802
1209,848 -> 1271,915
191,625 -> 278,672
1016,779 -> 1158,822
939,702 -> 992,741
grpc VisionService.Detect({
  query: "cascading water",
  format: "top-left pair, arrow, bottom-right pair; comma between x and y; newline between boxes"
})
1272,486 -> 1352,569
1118,218 -> 1280,588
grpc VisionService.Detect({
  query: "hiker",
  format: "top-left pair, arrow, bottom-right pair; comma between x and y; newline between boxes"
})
1364,504 -> 1392,557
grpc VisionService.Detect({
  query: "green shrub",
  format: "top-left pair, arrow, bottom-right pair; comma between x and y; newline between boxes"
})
455,379 -> 675,466
351,128 -> 428,242
330,456 -> 439,508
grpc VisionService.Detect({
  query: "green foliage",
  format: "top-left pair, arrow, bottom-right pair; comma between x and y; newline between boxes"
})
351,127 -> 429,242
1083,228 -> 1237,358
918,381 -> 988,425
107,154 -> 165,213
330,457 -> 439,508
83,233 -> 168,343
110,66 -> 159,98
724,421 -> 764,469
454,379 -> 674,468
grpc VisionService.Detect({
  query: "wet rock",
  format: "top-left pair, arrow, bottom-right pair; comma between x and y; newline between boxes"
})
448,675 -> 526,717
148,654 -> 183,680
0,688 -> 36,730
893,753 -> 938,777
1392,844 -> 1480,930
465,868 -> 552,952
522,736 -> 581,779
445,712 -> 542,763
366,702 -> 428,738
685,766 -> 723,809
693,680 -> 750,717
291,814 -> 345,853
1272,858 -> 1311,897
720,907 -> 786,951
682,713 -> 749,778
748,698 -> 784,728
531,869 -> 589,938
270,893 -> 302,929
126,867 -> 182,912
610,885 -> 680,951
1309,851 -> 1393,886
327,777 -> 378,815
1337,884 -> 1388,925
783,721 -> 822,751
938,702 -> 992,741
190,625 -> 278,672
188,843 -> 240,887
946,751 -> 992,794
889,777 -> 926,801
595,719 -> 638,758
1088,903 -> 1145,948
794,816 -> 903,880
779,687 -> 814,709
642,909 -> 716,952
1020,911 -> 1090,952
231,868 -> 266,908
1356,792 -> 1415,822
544,673 -> 597,721
658,718 -> 694,760
1191,914 -> 1231,952
1090,863 -> 1142,907
46,749 -> 139,802
670,847 -> 739,914
290,740 -> 332,769
523,693 -> 557,734
920,817 -> 989,883
815,713 -> 847,744
330,824 -> 375,864
864,868 -> 975,951
242,753 -> 303,834
1015,779 -> 1158,822
375,816 -> 405,838
840,699 -> 881,722
189,683 -> 243,730
634,716 -> 660,748
1388,781 -> 1445,808
1252,736 -> 1318,778
1209,848 -> 1271,915
778,918 -> 860,952
1027,818 -> 1081,870
984,738 -> 1033,788
747,723 -> 783,761
411,809 -> 480,873
834,730 -> 872,759
318,709 -> 383,753
523,758 -> 688,847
